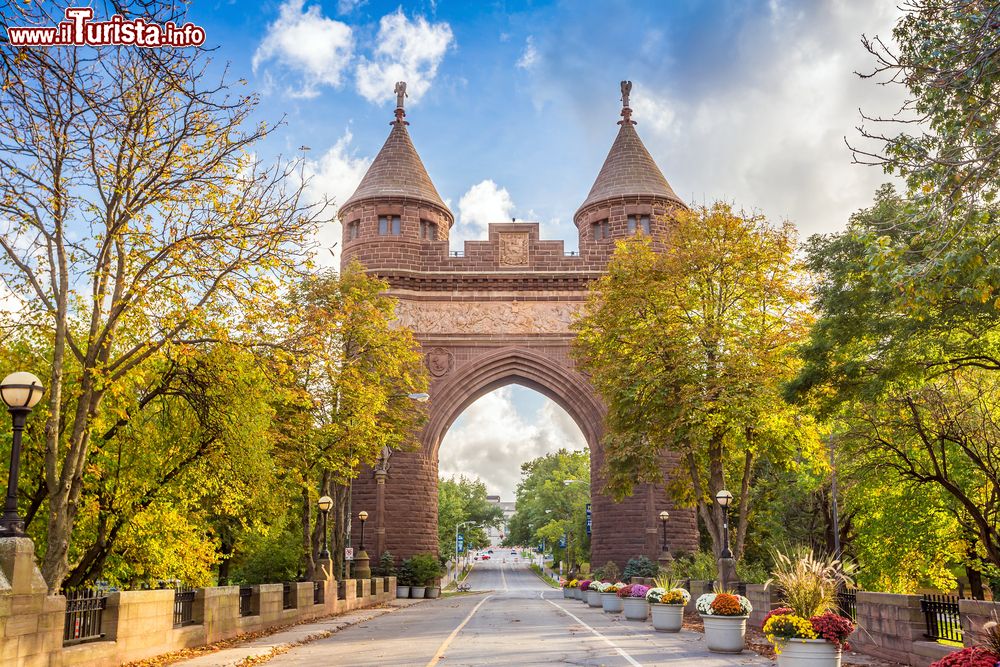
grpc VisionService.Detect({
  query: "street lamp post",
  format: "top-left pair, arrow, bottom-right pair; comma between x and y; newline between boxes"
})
354,510 -> 372,579
658,510 -> 672,567
455,520 -> 474,582
0,372 -> 45,537
358,511 -> 368,550
715,489 -> 735,589
317,495 -> 333,560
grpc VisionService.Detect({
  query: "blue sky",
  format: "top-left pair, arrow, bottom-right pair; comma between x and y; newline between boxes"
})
176,0 -> 905,497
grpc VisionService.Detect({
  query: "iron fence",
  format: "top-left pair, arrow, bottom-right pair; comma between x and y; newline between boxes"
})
920,594 -> 962,643
837,588 -> 857,621
239,586 -> 254,617
313,581 -> 324,605
173,588 -> 196,628
282,582 -> 294,610
63,589 -> 107,645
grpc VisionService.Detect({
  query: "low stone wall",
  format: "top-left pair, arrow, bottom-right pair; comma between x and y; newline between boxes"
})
745,584 -> 779,628
850,592 -> 957,667
959,598 -> 1000,648
0,538 -> 396,667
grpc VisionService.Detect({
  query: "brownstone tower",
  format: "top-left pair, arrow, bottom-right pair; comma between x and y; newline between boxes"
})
342,82 -> 698,568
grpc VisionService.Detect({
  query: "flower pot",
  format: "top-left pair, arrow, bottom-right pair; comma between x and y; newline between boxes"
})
396,585 -> 410,598
650,603 -> 684,632
622,598 -> 649,621
410,586 -> 426,599
562,588 -> 572,599
425,586 -> 440,599
775,638 -> 841,667
700,614 -> 748,653
587,590 -> 602,607
601,592 -> 622,613
579,589 -> 590,602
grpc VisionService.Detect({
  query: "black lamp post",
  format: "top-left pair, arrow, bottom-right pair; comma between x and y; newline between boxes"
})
715,489 -> 733,559
0,372 -> 45,538
317,495 -> 333,560
659,510 -> 670,552
358,510 -> 368,551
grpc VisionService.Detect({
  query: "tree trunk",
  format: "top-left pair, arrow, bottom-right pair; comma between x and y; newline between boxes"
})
300,486 -> 315,580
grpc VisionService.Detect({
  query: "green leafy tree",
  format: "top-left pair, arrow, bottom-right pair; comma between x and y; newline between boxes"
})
574,205 -> 816,558
437,476 -> 503,560
505,449 -> 590,570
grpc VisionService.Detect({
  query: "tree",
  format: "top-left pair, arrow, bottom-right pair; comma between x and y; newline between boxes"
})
573,205 -> 815,558
855,0 -> 1000,218
789,184 -> 1000,585
283,263 -> 428,580
505,449 -> 590,570
0,1 -> 323,591
437,476 -> 503,560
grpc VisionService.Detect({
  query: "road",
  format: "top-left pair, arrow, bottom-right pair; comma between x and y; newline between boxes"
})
265,556 -> 769,666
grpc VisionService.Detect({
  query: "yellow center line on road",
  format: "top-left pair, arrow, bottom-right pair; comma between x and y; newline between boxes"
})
425,594 -> 493,667
544,596 -> 644,667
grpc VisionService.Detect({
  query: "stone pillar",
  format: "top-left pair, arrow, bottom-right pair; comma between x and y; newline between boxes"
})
374,469 -> 387,560
353,550 -> 371,580
0,537 -> 66,666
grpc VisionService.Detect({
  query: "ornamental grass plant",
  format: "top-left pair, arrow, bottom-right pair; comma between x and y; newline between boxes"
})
766,548 -> 854,619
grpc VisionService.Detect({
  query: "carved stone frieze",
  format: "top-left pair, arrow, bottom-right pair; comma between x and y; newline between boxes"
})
397,300 -> 582,335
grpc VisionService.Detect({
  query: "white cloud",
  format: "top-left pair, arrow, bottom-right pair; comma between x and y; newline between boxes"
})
253,0 -> 354,98
355,10 -> 453,105
516,36 -> 538,70
337,0 -> 364,14
439,386 -> 587,498
618,2 -> 907,237
300,129 -> 372,267
452,179 -> 515,249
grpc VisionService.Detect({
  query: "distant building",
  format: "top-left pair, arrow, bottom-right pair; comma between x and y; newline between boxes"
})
486,495 -> 516,545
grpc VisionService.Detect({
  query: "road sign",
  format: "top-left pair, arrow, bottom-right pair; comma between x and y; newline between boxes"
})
586,503 -> 592,536
558,534 -> 567,548
457,533 -> 465,553
345,547 -> 354,561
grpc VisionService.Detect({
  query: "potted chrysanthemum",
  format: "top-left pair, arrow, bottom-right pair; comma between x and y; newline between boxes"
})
566,579 -> 579,599
601,582 -> 624,613
619,584 -> 650,620
696,590 -> 753,653
646,577 -> 691,632
764,549 -> 856,666
586,581 -> 603,607
578,579 -> 592,603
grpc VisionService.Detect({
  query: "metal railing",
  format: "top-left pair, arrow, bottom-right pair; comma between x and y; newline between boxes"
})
564,251 -> 579,257
63,589 -> 107,645
313,581 -> 324,605
282,582 -> 294,610
837,588 -> 857,621
921,594 -> 962,643
173,588 -> 196,627
239,586 -> 254,617
449,250 -> 464,257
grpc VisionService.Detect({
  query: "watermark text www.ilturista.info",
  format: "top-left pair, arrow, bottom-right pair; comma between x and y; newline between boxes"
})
6,8 -> 205,47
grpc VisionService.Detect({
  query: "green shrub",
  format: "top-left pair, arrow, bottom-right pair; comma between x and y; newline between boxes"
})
622,556 -> 658,581
593,560 -> 621,582
671,551 -> 718,580
398,558 -> 415,587
409,552 -> 444,586
373,551 -> 396,578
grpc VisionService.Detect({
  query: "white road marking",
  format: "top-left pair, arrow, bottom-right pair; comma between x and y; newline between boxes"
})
425,594 -> 493,667
545,598 -> 644,667
500,559 -> 508,591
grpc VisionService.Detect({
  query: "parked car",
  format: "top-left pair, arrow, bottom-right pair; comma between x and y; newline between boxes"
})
482,555 -> 490,560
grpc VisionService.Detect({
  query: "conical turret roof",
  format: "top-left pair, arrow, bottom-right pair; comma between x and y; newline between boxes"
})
575,108 -> 683,218
341,115 -> 450,215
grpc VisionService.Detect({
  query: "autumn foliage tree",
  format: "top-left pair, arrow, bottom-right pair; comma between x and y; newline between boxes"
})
0,1 -> 324,591
574,204 -> 817,559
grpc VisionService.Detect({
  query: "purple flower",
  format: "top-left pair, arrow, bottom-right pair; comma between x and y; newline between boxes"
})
630,584 -> 650,598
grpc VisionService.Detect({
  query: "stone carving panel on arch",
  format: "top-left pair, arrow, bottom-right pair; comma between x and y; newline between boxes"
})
396,300 -> 583,336
498,232 -> 529,266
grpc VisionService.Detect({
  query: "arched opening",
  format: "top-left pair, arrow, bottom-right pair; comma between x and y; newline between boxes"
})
438,384 -> 589,561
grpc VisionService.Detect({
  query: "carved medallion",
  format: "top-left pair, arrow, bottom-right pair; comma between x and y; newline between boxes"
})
499,232 -> 529,266
426,347 -> 453,377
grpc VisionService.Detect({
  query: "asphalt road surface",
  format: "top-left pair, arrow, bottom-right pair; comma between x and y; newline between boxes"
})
265,556 -> 769,666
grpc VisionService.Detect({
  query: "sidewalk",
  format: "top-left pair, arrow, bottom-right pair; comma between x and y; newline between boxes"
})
170,598 -> 423,667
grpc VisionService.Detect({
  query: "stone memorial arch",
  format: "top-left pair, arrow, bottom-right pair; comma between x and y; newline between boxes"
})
342,83 -> 698,567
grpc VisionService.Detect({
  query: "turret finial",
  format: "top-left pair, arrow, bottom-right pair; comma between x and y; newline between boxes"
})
394,81 -> 408,123
619,80 -> 635,125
